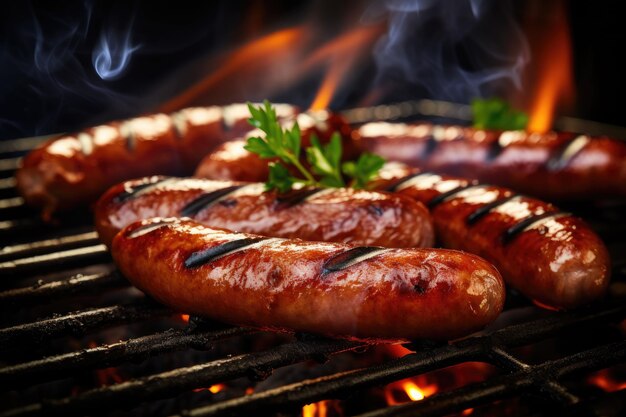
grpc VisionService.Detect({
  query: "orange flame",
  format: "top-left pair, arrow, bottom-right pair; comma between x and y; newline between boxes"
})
193,383 -> 226,394
159,27 -> 307,113
308,25 -> 384,110
588,369 -> 626,392
385,379 -> 438,405
180,314 -> 190,322
526,0 -> 574,133
301,400 -> 342,417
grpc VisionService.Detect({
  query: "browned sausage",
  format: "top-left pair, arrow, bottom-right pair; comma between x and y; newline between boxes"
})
372,163 -> 611,309
112,217 -> 505,341
194,110 -> 357,181
355,122 -> 626,201
16,104 -> 297,218
95,176 -> 434,249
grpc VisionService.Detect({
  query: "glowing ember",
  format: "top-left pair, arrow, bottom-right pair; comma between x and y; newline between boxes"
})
462,408 -> 474,415
385,379 -> 438,405
180,314 -> 190,322
193,383 -> 226,394
588,369 -> 626,392
301,400 -> 342,417
526,0 -> 574,133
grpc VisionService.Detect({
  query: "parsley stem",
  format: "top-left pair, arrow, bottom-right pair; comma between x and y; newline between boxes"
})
287,155 -> 316,184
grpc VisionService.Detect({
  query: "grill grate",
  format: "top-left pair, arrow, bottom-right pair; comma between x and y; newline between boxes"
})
1,121 -> 626,417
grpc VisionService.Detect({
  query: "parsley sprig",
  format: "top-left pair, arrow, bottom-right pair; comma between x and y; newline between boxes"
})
244,100 -> 385,192
471,98 -> 528,131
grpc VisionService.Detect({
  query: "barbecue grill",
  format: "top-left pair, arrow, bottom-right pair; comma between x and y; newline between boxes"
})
1,103 -> 625,417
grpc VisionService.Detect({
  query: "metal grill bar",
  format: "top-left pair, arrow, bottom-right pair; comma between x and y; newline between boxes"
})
2,338 -> 365,417
355,340 -> 626,417
0,232 -> 99,263
0,244 -> 109,278
0,272 -> 125,307
175,303 -> 626,417
0,302 -> 171,347
0,326 -> 254,389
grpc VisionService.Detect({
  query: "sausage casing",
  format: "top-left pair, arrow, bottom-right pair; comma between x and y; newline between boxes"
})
373,163 -> 612,309
16,104 -> 297,217
95,176 -> 434,249
356,122 -> 626,200
112,218 -> 505,341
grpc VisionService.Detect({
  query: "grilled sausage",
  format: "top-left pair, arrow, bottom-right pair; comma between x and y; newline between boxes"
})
372,163 -> 611,310
355,122 -> 626,200
95,176 -> 434,249
112,218 -> 505,341
194,109 -> 357,181
16,104 -> 297,218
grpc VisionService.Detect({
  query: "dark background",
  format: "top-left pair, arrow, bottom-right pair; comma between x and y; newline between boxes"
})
0,0 -> 624,140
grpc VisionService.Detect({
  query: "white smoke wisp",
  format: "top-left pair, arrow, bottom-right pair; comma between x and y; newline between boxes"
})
368,0 -> 529,104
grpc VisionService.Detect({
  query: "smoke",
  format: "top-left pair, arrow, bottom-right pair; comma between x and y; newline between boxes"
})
92,24 -> 140,80
368,0 -> 529,103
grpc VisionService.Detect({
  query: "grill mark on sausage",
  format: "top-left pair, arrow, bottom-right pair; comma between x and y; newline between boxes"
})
486,135 -> 504,160
501,211 -> 570,244
385,172 -> 435,192
546,135 -> 590,171
427,182 -> 481,209
322,247 -> 390,275
170,111 -> 188,139
120,122 -> 136,151
180,185 -> 245,217
127,220 -> 177,238
184,237 -> 271,268
276,188 -> 326,207
113,177 -> 174,203
77,133 -> 93,156
466,193 -> 520,225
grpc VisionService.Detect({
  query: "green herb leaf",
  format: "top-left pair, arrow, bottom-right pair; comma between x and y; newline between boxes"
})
246,101 -> 385,193
266,162 -> 296,193
343,153 -> 386,189
471,98 -> 528,131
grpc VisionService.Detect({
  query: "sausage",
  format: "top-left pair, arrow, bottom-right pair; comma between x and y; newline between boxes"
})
95,176 -> 434,249
372,163 -> 612,310
355,122 -> 626,200
194,109 -> 357,181
16,103 -> 297,218
112,217 -> 505,341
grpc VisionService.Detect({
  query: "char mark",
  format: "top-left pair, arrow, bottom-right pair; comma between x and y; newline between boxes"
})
276,188 -> 324,207
486,136 -> 504,160
421,135 -> 438,159
427,182 -> 481,209
385,172 -> 434,192
180,185 -> 244,217
122,123 -> 136,151
185,237 -> 267,268
546,135 -> 590,171
113,177 -> 173,203
127,220 -> 176,239
466,193 -> 520,225
322,247 -> 388,275
502,211 -> 569,244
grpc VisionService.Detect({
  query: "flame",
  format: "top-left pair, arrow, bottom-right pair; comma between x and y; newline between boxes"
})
159,27 -> 307,113
180,314 -> 190,322
308,25 -> 384,110
193,383 -> 226,394
588,369 -> 626,392
385,379 -> 438,405
301,400 -> 342,417
462,408 -> 474,415
526,0 -> 574,133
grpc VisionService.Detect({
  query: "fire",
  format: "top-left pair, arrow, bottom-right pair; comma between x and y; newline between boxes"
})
180,314 -> 190,322
193,383 -> 226,394
385,379 -> 438,405
588,369 -> 626,392
526,0 -> 574,133
159,27 -> 307,113
301,400 -> 342,417
308,25 -> 384,110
